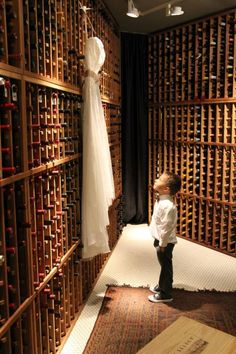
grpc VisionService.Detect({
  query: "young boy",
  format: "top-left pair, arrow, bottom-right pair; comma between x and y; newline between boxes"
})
148,171 -> 181,303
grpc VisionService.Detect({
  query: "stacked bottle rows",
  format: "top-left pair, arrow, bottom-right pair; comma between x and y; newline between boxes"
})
0,181 -> 29,353
0,78 -> 82,178
148,9 -> 236,256
26,83 -> 81,168
23,0 -> 120,98
149,11 -> 236,103
0,0 -> 21,67
104,103 -> 122,197
29,162 -> 81,277
0,78 -> 23,178
0,0 -> 122,352
1,0 -> 120,102
0,162 -> 81,352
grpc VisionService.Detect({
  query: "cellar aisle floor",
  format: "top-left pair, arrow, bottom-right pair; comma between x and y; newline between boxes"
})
60,224 -> 236,354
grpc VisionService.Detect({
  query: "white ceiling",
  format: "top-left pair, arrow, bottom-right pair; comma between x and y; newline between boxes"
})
103,0 -> 236,33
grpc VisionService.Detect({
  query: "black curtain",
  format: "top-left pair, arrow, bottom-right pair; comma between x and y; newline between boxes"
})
121,32 -> 148,224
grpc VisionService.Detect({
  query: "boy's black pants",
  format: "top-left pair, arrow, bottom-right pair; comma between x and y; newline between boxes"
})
154,239 -> 175,298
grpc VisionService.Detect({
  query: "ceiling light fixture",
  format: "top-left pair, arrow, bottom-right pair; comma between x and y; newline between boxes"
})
166,4 -> 184,16
126,0 -> 139,18
126,0 -> 184,18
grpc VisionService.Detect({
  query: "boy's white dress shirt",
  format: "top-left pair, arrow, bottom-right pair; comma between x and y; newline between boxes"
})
149,194 -> 177,247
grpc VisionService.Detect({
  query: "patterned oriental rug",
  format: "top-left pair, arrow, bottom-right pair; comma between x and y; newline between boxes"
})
83,286 -> 236,354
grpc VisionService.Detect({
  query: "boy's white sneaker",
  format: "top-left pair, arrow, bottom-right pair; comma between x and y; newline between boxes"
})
149,285 -> 161,293
148,293 -> 173,303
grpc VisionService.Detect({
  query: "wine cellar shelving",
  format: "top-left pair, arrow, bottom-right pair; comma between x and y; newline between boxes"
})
0,0 -> 122,353
148,9 -> 236,257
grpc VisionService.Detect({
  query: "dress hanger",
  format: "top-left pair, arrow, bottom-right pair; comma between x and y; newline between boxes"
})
78,2 -> 104,87
79,2 -> 96,39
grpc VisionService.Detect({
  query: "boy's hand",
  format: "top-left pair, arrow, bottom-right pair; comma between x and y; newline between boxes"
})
159,246 -> 165,252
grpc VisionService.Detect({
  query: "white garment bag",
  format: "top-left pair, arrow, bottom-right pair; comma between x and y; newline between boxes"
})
82,37 -> 115,258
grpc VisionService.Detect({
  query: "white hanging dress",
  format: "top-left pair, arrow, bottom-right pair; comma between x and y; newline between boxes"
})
82,37 -> 115,259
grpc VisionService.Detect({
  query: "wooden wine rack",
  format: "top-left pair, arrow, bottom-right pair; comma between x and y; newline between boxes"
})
148,9 -> 236,257
0,0 -> 122,353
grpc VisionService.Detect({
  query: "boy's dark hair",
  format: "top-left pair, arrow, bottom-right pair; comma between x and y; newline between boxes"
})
164,171 -> 181,195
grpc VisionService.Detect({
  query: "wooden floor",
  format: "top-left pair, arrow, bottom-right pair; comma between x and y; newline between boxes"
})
60,224 -> 236,354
